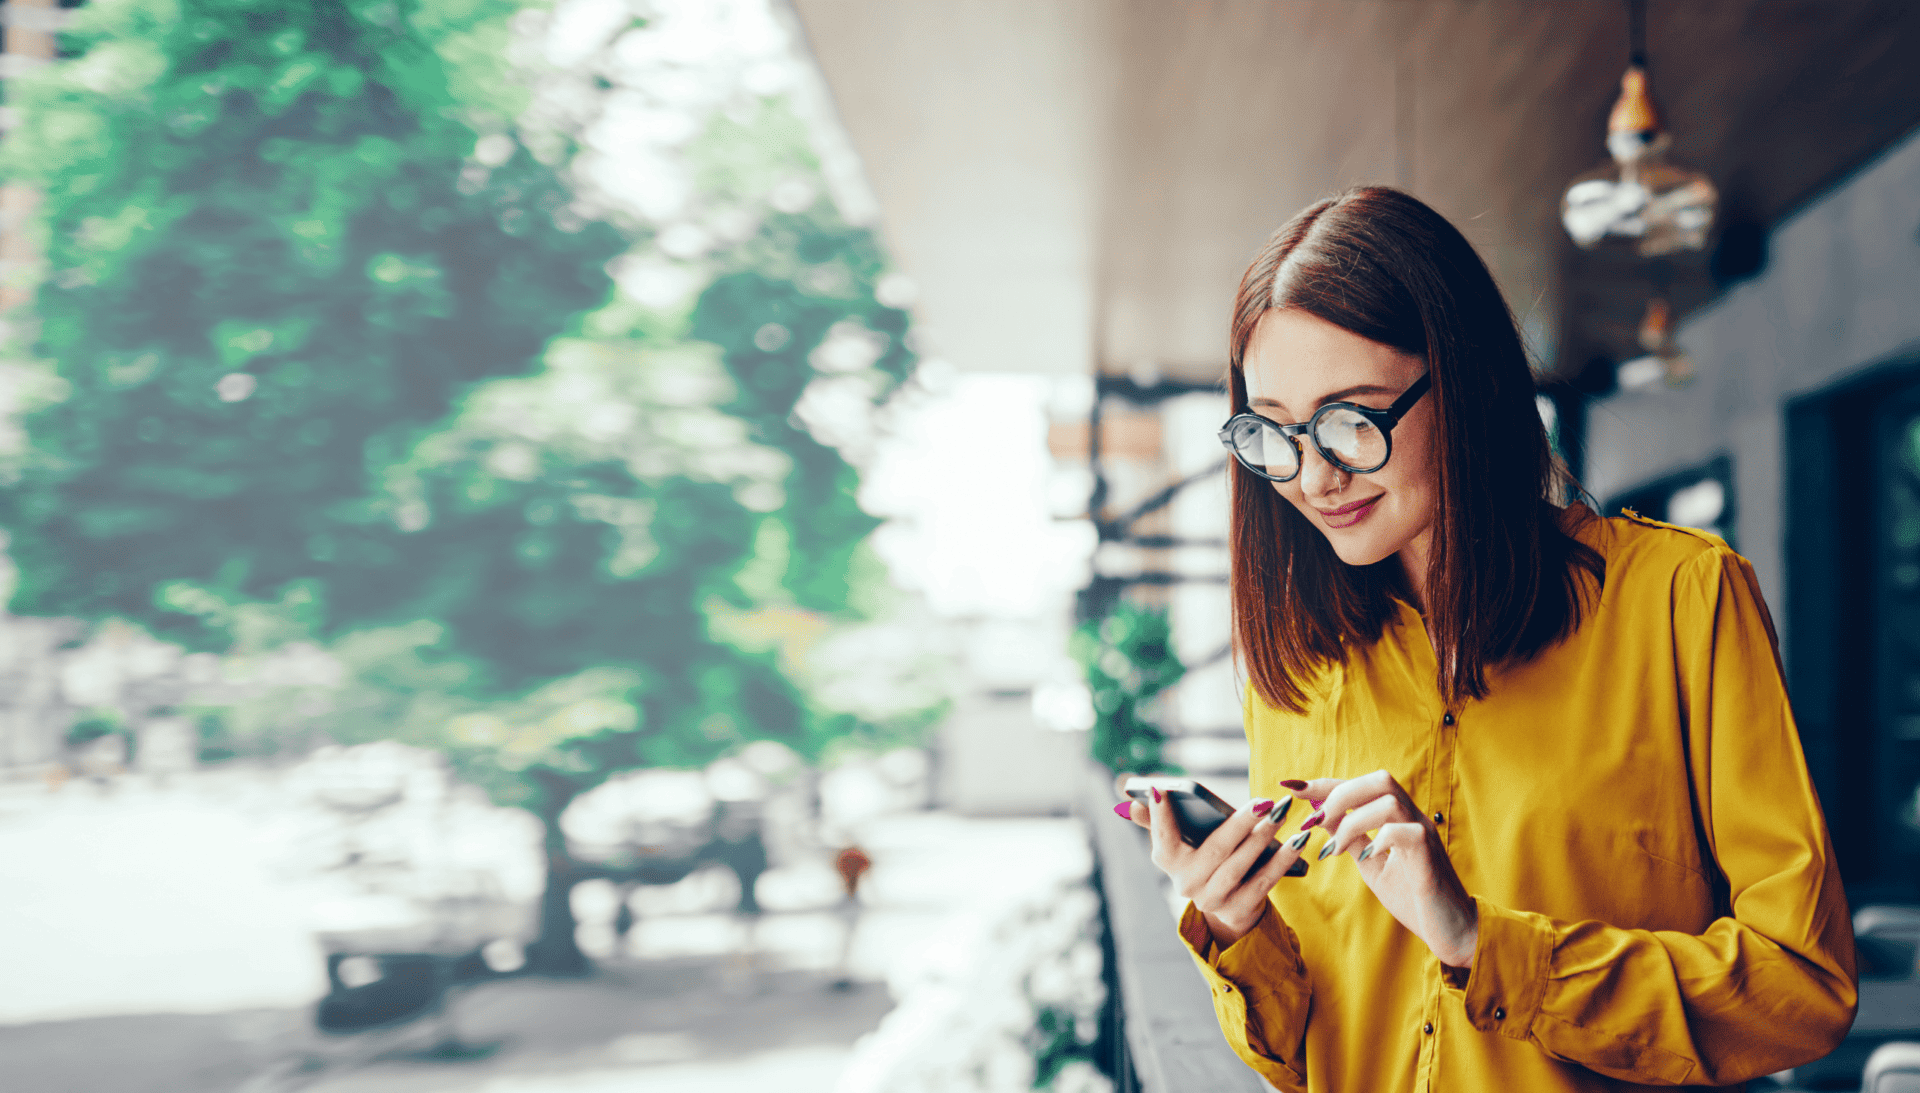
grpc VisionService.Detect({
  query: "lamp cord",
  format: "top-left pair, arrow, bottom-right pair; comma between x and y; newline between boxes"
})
1626,0 -> 1648,70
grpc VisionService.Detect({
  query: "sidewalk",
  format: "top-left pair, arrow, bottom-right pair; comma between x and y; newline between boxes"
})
0,774 -> 1091,1092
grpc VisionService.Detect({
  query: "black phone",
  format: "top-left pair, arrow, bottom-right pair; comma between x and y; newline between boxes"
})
1123,775 -> 1308,879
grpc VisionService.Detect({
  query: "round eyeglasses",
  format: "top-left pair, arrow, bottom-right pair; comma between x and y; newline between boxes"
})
1216,373 -> 1431,483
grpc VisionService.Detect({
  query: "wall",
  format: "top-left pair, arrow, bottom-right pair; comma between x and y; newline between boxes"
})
936,690 -> 1085,815
1585,123 -> 1920,648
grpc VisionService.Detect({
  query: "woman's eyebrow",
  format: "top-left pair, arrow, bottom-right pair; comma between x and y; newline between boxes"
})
1249,383 -> 1402,417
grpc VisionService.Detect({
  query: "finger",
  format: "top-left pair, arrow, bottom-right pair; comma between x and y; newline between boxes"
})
1200,805 -> 1289,906
1119,773 -> 1184,830
1146,788 -> 1186,866
1285,777 -> 1345,810
1310,769 -> 1405,836
1354,820 -> 1425,868
1183,798 -> 1270,883
1317,793 -> 1415,861
1216,833 -> 1305,922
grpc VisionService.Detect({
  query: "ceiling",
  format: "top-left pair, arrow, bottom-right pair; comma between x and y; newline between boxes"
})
791,0 -> 1920,384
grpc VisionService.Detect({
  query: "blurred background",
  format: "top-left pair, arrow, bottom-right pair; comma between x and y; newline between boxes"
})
0,1 -> 1917,1091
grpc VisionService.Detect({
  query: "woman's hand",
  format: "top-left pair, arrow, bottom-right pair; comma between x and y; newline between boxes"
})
1120,787 -> 1311,948
1294,770 -> 1479,968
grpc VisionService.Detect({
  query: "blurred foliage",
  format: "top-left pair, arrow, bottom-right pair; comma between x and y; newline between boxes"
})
0,0 -> 626,644
1027,1004 -> 1099,1090
0,0 -> 935,970
63,707 -> 128,750
1070,602 -> 1184,776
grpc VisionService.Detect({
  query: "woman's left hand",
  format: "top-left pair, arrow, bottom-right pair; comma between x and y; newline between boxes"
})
1291,770 -> 1479,968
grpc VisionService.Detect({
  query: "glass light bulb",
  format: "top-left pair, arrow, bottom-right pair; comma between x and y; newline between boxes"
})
1561,67 -> 1718,256
1561,133 -> 1718,256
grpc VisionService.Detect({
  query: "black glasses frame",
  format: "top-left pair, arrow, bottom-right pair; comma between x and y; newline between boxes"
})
1216,373 -> 1432,483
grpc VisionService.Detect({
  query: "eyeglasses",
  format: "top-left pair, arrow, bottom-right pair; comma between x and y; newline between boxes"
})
1216,373 -> 1432,483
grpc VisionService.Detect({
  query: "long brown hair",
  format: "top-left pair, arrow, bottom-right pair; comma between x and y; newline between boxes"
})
1228,186 -> 1603,712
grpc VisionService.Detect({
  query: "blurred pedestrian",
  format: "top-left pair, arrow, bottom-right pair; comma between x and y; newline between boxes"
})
714,802 -> 769,992
1119,186 -> 1855,1091
830,844 -> 871,991
75,732 -> 127,793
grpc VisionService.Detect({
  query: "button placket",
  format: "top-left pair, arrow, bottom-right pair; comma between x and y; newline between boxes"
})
1432,707 -> 1460,856
1414,970 -> 1448,1093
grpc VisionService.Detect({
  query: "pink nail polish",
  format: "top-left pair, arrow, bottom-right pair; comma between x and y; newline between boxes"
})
1250,798 -> 1275,816
1309,798 -> 1325,810
1279,779 -> 1308,791
1113,801 -> 1134,820
1150,787 -> 1163,804
1300,809 -> 1325,830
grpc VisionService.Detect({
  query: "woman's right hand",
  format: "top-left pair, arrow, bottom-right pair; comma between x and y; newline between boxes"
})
1120,787 -> 1310,948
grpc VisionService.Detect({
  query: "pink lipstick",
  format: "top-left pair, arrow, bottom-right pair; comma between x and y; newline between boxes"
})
1316,495 -> 1382,529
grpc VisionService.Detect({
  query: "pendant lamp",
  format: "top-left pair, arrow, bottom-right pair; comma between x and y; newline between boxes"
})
1560,0 -> 1717,256
1616,295 -> 1693,391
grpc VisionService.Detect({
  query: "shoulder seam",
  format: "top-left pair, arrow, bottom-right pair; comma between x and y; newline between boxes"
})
1617,509 -> 1731,552
1619,508 -> 1703,538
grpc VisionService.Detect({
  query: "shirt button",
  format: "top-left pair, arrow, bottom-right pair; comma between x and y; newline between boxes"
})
1493,1007 -> 1506,1021
1423,1022 -> 1434,1035
1432,812 -> 1444,824
1442,712 -> 1455,726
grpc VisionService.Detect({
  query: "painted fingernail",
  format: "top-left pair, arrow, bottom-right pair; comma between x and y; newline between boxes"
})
1285,830 -> 1311,852
1271,797 -> 1294,824
1250,798 -> 1275,816
1300,809 -> 1325,831
1279,779 -> 1308,791
1316,837 -> 1341,861
1113,802 -> 1134,820
1150,787 -> 1163,804
1309,798 -> 1325,809
1356,843 -> 1376,863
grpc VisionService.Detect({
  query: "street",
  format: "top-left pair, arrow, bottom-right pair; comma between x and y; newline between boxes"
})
0,769 -> 1090,1093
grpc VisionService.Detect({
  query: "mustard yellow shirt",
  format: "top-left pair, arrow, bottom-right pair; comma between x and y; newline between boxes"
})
1180,508 -> 1858,1092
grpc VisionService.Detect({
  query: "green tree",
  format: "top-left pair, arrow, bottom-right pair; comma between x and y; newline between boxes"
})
0,0 -> 929,974
0,0 -> 626,641
1071,602 -> 1185,775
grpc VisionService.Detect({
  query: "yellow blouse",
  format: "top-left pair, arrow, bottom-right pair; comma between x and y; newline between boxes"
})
1179,508 -> 1858,1092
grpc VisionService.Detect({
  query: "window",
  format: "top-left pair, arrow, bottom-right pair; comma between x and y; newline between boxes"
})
1603,455 -> 1736,549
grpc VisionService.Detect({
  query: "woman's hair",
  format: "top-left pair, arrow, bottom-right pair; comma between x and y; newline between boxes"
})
1228,185 -> 1603,712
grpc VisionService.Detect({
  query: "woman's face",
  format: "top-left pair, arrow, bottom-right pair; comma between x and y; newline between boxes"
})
1240,308 -> 1438,569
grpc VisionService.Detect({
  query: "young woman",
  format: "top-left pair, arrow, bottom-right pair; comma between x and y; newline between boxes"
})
1117,186 -> 1856,1092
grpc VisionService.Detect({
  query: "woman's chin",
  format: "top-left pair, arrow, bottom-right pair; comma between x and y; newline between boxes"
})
1322,532 -> 1401,568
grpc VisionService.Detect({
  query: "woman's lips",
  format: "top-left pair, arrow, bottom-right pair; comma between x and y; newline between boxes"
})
1317,495 -> 1382,529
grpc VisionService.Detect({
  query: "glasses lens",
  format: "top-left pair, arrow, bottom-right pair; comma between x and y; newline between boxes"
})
1228,417 -> 1298,479
1313,407 -> 1388,472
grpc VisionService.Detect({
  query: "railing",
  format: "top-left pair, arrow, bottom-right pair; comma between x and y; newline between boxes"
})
1083,757 -> 1920,1092
1082,765 -> 1269,1093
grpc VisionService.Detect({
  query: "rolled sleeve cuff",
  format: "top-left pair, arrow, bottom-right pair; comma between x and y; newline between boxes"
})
1446,896 -> 1553,1041
1177,898 -> 1303,989
1176,900 -> 1310,1091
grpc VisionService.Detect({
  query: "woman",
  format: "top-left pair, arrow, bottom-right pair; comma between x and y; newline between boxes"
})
1116,186 -> 1856,1091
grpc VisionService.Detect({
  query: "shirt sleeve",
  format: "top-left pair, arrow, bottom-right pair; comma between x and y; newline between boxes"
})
1443,546 -> 1859,1086
1176,898 -> 1314,1091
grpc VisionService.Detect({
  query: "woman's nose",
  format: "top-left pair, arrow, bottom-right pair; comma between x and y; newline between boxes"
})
1297,442 -> 1348,497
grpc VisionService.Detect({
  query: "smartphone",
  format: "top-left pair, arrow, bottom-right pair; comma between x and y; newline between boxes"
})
1123,775 -> 1308,879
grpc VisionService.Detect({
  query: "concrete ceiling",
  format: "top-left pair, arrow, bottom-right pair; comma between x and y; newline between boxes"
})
792,0 -> 1920,383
